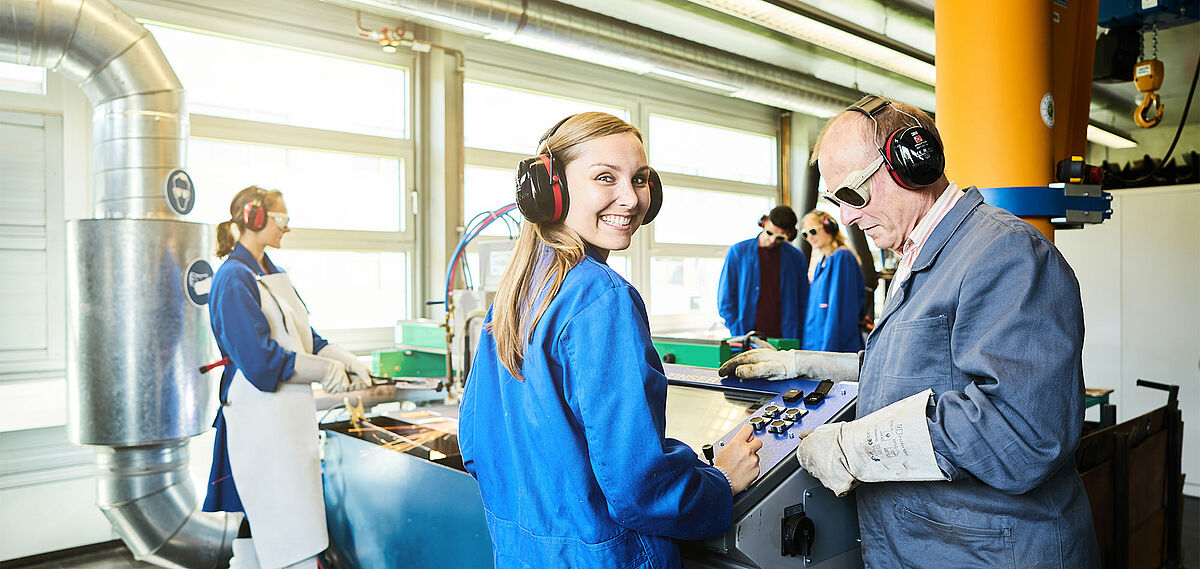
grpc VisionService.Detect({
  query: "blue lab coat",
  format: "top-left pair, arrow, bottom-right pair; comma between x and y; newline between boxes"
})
717,238 -> 809,340
202,243 -> 328,513
460,246 -> 732,569
802,248 -> 865,352
854,188 -> 1099,568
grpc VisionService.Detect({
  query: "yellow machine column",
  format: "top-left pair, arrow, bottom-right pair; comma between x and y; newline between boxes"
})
935,1 -> 1056,240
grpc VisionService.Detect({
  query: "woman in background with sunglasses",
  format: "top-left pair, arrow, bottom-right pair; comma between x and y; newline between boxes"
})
203,186 -> 373,569
800,210 -> 865,352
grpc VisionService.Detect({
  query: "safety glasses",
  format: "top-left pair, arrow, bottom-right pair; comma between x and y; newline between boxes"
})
762,226 -> 789,243
823,155 -> 886,208
268,213 -> 290,229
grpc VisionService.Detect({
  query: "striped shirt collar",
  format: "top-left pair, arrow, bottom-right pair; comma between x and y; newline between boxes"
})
893,182 -> 962,286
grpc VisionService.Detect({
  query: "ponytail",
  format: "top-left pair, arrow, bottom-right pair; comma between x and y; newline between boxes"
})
216,220 -> 237,257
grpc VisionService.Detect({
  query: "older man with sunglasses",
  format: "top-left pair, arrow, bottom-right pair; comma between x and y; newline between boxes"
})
720,96 -> 1098,568
717,205 -> 810,343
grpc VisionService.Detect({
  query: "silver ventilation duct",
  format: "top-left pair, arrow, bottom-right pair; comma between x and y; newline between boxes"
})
1,0 -> 237,566
324,0 -> 862,116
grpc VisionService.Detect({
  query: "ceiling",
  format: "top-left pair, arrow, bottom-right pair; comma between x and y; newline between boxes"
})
552,0 -> 1199,162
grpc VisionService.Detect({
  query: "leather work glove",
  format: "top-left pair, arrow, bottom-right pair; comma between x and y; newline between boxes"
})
718,348 -> 861,382
319,343 -> 373,391
292,352 -> 352,393
796,389 -> 947,497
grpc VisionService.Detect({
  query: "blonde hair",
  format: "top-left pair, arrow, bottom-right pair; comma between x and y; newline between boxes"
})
810,98 -> 940,166
215,186 -> 283,258
489,112 -> 644,380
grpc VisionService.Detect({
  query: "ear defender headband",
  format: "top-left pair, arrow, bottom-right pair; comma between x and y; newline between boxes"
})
822,214 -> 839,236
515,115 -> 663,225
242,188 -> 268,231
846,95 -> 945,190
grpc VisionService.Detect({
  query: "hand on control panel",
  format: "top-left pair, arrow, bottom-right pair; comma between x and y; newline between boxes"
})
718,349 -> 861,382
714,424 -> 763,495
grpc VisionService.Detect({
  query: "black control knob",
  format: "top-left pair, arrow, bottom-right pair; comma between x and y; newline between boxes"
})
782,407 -> 807,422
761,404 -> 782,419
781,505 -> 815,557
662,353 -> 676,364
702,443 -> 714,465
749,416 -> 767,431
768,419 -> 790,434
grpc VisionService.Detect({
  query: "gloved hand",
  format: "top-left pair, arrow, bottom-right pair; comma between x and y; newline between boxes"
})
796,389 -> 946,497
718,348 -> 861,381
319,344 -> 373,391
292,352 -> 352,393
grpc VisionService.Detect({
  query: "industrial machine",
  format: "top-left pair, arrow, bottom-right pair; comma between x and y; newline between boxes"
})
319,363 -> 861,569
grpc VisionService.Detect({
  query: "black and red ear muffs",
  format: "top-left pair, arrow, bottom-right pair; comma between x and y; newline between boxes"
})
822,215 -> 839,236
515,156 -> 664,226
847,95 -> 945,191
880,125 -> 945,190
243,201 -> 267,231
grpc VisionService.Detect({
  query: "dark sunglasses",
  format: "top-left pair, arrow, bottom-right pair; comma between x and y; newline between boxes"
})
762,227 -> 789,242
804,228 -> 820,236
822,155 -> 886,208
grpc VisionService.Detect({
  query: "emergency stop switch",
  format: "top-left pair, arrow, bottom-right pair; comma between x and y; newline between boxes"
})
781,503 -> 815,557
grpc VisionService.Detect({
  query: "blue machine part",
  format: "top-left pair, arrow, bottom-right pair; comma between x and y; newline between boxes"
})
322,421 -> 494,569
664,364 -> 858,495
977,184 -> 1113,227
1099,0 -> 1199,30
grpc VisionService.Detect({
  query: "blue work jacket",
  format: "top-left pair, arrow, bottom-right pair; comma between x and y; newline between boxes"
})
802,248 -> 865,352
854,188 -> 1099,568
201,243 -> 328,513
717,238 -> 809,340
460,247 -> 732,569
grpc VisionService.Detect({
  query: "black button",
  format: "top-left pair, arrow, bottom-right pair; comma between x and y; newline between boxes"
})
749,416 -> 767,431
761,405 -> 782,418
768,419 -> 791,434
782,389 -> 803,403
782,407 -> 807,422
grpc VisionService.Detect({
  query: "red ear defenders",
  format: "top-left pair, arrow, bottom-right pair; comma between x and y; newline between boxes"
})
243,200 -> 267,231
846,95 -> 945,190
822,215 -> 839,236
515,115 -> 663,225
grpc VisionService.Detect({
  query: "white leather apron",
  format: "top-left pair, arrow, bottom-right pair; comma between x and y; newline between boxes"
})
224,271 -> 328,568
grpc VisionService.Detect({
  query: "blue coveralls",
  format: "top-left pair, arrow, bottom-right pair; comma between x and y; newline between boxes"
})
802,248 -> 865,352
717,237 -> 809,340
855,188 -> 1099,568
202,243 -> 328,513
459,247 -> 733,569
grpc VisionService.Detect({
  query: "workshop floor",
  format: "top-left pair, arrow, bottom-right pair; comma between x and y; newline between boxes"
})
6,496 -> 1198,569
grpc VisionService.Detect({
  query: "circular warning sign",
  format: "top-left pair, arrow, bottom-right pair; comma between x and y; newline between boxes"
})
184,258 -> 215,306
164,169 -> 196,216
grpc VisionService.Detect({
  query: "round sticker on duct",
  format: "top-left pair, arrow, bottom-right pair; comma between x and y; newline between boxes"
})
1040,93 -> 1055,128
164,169 -> 196,215
184,259 -> 215,306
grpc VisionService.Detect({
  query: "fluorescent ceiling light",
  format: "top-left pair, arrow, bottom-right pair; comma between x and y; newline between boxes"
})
507,35 -> 657,75
1086,123 -> 1137,149
648,68 -> 740,93
406,11 -> 506,37
685,0 -> 936,85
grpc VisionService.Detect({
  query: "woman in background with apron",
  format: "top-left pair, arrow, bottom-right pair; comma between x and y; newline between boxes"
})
203,186 -> 372,568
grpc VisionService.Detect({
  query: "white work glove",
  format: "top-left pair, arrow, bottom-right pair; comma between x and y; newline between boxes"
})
718,348 -> 861,381
319,343 -> 373,391
291,352 -> 352,393
796,389 -> 947,497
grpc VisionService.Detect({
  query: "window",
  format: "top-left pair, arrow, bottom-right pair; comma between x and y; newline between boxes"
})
148,26 -> 407,137
648,115 -> 776,185
0,62 -> 45,95
463,166 -> 521,238
654,187 -> 774,246
464,81 -> 628,155
151,25 -> 414,341
648,257 -> 724,316
185,140 -> 404,232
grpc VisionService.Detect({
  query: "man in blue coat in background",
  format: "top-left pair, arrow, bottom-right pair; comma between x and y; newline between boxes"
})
717,206 -> 809,342
720,96 -> 1100,568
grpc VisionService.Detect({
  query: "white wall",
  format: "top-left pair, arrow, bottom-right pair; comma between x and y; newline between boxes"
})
1055,183 -> 1200,497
